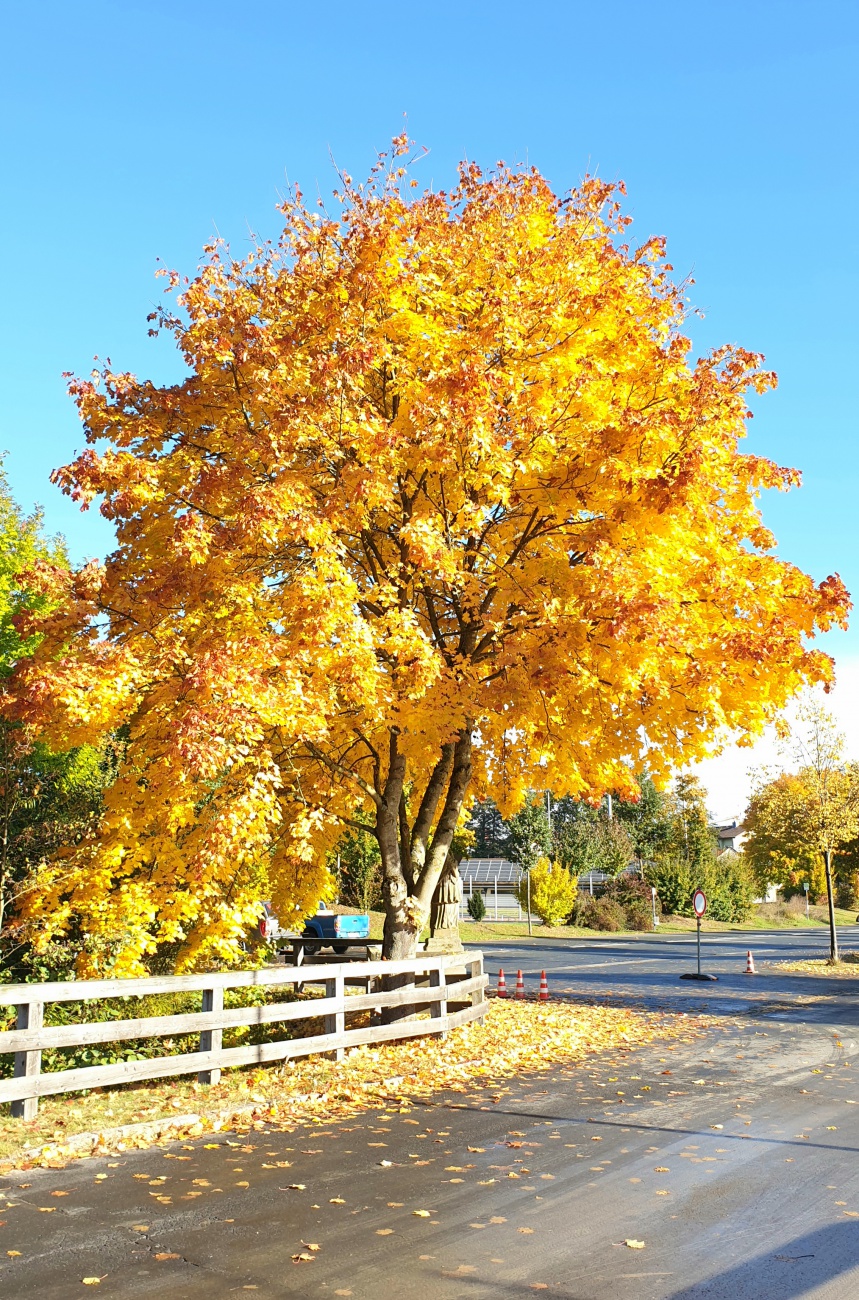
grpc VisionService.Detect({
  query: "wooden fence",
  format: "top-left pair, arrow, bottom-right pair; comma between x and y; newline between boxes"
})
0,952 -> 487,1120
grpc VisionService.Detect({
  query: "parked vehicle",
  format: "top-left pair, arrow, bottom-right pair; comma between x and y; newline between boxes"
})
301,905 -> 371,955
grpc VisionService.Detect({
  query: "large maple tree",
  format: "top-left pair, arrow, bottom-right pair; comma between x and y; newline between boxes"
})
12,139 -> 849,972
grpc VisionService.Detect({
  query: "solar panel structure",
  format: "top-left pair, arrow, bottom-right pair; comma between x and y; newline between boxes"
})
459,858 -> 521,888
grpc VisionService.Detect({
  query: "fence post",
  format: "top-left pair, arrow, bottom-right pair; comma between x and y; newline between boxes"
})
324,975 -> 345,1061
470,954 -> 486,1022
429,963 -> 448,1038
198,987 -> 223,1085
11,1001 -> 43,1120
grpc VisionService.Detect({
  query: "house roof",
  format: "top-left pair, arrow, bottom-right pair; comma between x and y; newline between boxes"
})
715,822 -> 746,840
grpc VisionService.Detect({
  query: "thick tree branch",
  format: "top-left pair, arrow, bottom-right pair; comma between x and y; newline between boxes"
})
414,729 -> 473,912
409,742 -> 455,876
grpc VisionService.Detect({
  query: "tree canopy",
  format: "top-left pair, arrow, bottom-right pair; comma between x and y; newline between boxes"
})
0,464 -> 110,950
10,139 -> 849,973
744,699 -> 859,957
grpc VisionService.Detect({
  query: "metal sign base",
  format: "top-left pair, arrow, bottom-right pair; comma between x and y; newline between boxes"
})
679,912 -> 718,980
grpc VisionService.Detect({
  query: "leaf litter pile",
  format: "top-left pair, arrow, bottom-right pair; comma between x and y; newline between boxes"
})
773,956 -> 859,977
0,998 -> 701,1172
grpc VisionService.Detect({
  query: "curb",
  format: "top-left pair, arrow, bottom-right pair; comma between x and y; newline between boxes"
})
0,1100 -> 275,1176
1,1073 -> 412,1175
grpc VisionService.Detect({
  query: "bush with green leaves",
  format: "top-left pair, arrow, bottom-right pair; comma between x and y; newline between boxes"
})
644,851 -> 755,922
643,856 -> 694,916
467,890 -> 487,921
575,895 -> 626,931
330,826 -> 382,911
602,875 -> 657,931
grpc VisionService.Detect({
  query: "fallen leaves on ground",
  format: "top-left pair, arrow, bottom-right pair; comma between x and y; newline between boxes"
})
0,999 -> 702,1173
624,1240 -> 646,1249
773,958 -> 859,977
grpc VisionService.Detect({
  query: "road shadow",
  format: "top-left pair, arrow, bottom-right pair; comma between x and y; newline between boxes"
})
665,1220 -> 859,1298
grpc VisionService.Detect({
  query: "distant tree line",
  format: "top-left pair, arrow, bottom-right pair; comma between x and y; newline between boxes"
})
331,771 -> 757,927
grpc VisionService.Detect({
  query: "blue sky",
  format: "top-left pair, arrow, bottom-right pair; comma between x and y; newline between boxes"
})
2,0 -> 857,808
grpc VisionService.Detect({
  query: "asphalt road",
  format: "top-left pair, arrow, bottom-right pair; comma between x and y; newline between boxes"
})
2,928 -> 859,1299
475,926 -> 859,1028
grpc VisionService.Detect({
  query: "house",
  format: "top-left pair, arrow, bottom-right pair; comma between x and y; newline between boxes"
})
713,819 -> 748,854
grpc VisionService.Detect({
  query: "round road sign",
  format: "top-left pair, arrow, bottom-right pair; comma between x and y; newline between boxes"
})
692,889 -> 707,918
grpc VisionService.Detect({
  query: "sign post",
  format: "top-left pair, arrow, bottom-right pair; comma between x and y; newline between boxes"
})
680,889 -> 718,981
803,881 -> 810,920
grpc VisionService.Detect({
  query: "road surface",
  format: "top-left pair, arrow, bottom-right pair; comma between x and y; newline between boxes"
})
2,928 -> 859,1298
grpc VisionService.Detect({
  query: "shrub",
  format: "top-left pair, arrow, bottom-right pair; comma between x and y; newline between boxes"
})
467,891 -> 487,922
836,872 -> 859,910
516,857 -> 578,926
625,900 -> 655,931
707,853 -> 756,922
644,852 -> 755,922
575,895 -> 626,932
644,856 -> 693,916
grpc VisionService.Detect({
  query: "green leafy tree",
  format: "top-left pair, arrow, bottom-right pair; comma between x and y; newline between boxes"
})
669,775 -> 718,874
613,773 -> 675,861
0,463 -> 85,944
331,826 -> 382,912
556,816 -> 634,878
468,797 -> 509,858
506,797 -> 553,871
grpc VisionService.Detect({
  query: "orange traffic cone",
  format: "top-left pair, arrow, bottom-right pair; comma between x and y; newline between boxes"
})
745,950 -> 757,974
539,970 -> 549,1001
497,968 -> 508,997
515,969 -> 525,999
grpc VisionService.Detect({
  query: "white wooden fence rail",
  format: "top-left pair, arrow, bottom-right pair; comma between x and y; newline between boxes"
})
0,952 -> 487,1120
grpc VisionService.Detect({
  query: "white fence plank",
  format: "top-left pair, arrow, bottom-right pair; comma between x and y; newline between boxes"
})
0,953 -> 486,1114
0,974 -> 486,1054
0,955 -> 452,1006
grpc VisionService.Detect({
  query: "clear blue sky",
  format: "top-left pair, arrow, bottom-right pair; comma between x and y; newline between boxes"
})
2,0 -> 857,668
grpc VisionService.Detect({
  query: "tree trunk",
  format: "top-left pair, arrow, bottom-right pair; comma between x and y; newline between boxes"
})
377,728 -> 473,1023
824,848 -> 839,962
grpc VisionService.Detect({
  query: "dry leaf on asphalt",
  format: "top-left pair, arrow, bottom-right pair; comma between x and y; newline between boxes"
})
1,1001 -> 703,1173
624,1240 -> 646,1249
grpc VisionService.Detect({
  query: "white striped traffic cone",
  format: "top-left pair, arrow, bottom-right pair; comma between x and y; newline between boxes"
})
497,968 -> 508,997
539,970 -> 549,1001
515,969 -> 525,999
745,950 -> 756,974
